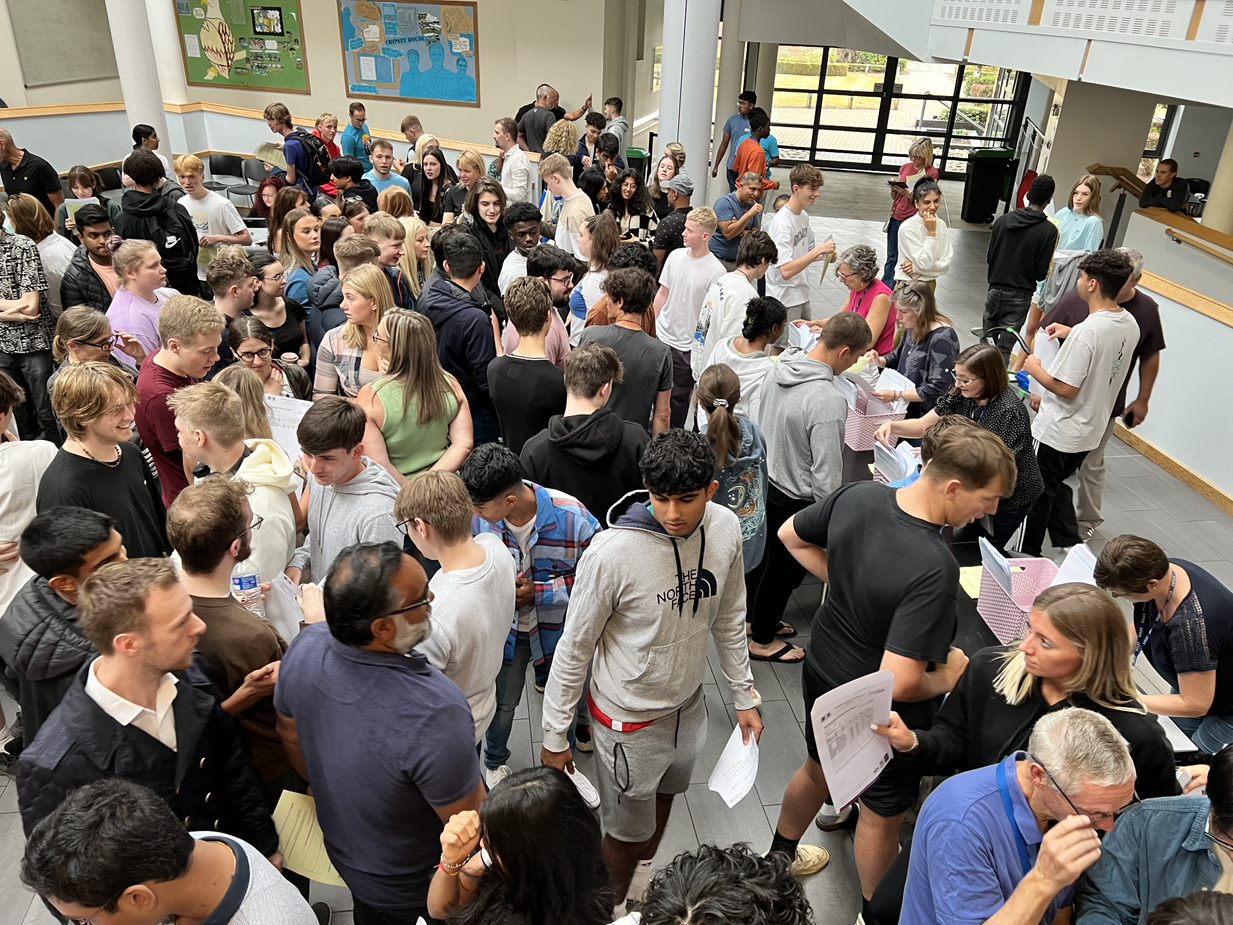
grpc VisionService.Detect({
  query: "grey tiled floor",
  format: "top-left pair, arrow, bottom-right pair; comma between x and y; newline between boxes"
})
4,171 -> 1230,925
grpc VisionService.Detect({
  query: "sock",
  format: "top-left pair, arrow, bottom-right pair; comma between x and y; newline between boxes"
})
820,801 -> 837,816
626,859 -> 654,902
768,829 -> 800,859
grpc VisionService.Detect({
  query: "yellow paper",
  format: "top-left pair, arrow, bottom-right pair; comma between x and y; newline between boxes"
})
273,791 -> 347,887
960,566 -> 984,600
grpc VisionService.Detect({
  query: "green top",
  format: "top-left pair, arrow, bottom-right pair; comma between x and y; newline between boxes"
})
374,377 -> 459,478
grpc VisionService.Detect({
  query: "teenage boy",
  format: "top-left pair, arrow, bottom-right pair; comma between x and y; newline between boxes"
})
710,172 -> 765,268
579,268 -> 671,433
59,203 -> 119,311
329,156 -> 379,213
263,102 -> 311,195
286,397 -> 402,584
495,117 -> 533,205
601,96 -> 629,160
39,363 -> 169,558
1022,249 -> 1140,557
711,90 -> 757,190
204,247 -> 258,374
576,112 -> 606,178
767,427 -> 1014,909
693,229 -> 777,376
498,202 -> 542,294
339,101 -> 374,172
521,344 -> 648,527
0,216 -> 56,441
1138,157 -> 1190,212
504,243 -> 574,365
362,212 -> 414,309
487,277 -> 566,454
652,176 -> 695,270
541,152 -> 593,259
541,429 -> 761,913
461,443 -> 599,787
764,164 -> 836,326
364,139 -> 411,195
398,114 -> 425,170
135,295 -> 225,506
653,207 -> 725,428
173,155 -> 251,285
732,113 -> 777,197
397,471 -> 515,744
114,149 -> 199,297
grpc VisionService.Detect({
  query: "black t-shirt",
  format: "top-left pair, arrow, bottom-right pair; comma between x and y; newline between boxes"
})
487,356 -> 566,454
442,184 -> 469,218
653,208 -> 690,258
797,481 -> 958,727
245,299 -> 307,358
36,442 -> 169,558
1,149 -> 60,215
515,102 -> 567,123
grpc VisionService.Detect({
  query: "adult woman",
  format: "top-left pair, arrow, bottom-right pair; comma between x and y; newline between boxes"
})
247,251 -> 310,368
377,186 -> 414,219
836,243 -> 896,357
252,177 -> 284,223
106,239 -> 176,356
607,168 -> 657,244
875,343 -> 1042,547
312,196 -> 341,220
578,167 -> 608,213
54,165 -> 122,240
543,119 -> 580,161
397,214 -> 434,307
867,280 -> 958,417
314,263 -> 390,399
463,178 -> 513,300
893,180 -> 952,289
649,152 -> 682,220
279,208 -> 320,305
442,149 -> 485,225
357,308 -> 471,482
427,767 -> 612,925
213,365 -> 275,440
342,199 -> 370,234
316,216 -> 351,272
882,137 -> 940,286
568,212 -> 620,343
228,316 -> 312,400
1096,535 -> 1233,755
49,308 -> 145,395
410,147 -> 455,226
267,185 -> 309,255
8,194 -> 77,320
703,296 -> 787,425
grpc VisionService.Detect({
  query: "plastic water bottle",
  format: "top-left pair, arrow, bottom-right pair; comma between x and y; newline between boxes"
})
231,559 -> 265,618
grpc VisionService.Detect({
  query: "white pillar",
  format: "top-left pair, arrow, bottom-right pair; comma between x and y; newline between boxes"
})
756,43 -> 779,119
707,0 -> 744,204
104,0 -> 173,165
1203,118 -> 1233,236
145,0 -> 190,105
659,0 -> 722,193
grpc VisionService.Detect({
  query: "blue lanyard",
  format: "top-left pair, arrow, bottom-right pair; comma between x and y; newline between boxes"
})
997,760 -> 1033,877
1133,616 -> 1160,665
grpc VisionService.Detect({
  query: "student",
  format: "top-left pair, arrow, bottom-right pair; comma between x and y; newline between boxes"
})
601,95 -> 630,159
1138,157 -> 1191,213
1022,249 -> 1139,556
651,175 -> 695,270
710,172 -> 765,269
500,242 -> 574,367
315,262 -> 390,399
58,203 -> 119,312
398,113 -> 425,171
364,139 -> 411,195
7,193 -> 77,321
441,149 -> 485,225
693,229 -> 777,377
113,149 -> 199,296
0,371 -> 56,618
653,207 -> 725,428
459,178 -> 514,305
396,470 -> 515,744
488,277 -> 566,454
495,117 -> 534,205
362,212 -> 415,309
173,154 -> 251,287
309,233 -> 380,341
498,201 -> 543,294
0,206 -> 56,442
278,209 -> 321,306
711,90 -> 757,190
540,429 -> 760,914
329,156 -> 379,213
731,113 -> 777,197
263,102 -> 321,197
339,101 -> 374,172
764,165 -> 836,326
607,168 -> 658,245
701,295 -> 787,425
576,111 -> 606,177
246,250 -> 311,367
882,137 -> 940,286
893,179 -> 953,289
202,247 -> 257,375
541,152 -> 595,260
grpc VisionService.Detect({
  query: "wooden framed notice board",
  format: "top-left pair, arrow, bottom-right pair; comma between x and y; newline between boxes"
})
174,0 -> 310,94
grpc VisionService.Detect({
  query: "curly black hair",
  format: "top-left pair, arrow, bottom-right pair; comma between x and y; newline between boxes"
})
640,429 -> 716,496
460,442 -> 525,503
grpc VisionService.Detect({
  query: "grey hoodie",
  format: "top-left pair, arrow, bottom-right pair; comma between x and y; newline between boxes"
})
759,347 -> 848,502
287,458 -> 402,581
541,491 -> 754,752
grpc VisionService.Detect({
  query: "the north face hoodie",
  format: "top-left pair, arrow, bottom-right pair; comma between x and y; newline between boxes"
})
541,491 -> 755,752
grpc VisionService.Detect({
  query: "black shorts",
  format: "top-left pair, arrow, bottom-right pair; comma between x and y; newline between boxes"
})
803,658 -> 922,819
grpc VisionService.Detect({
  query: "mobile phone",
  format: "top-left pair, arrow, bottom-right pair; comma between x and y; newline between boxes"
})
1122,410 -> 1137,428
888,180 -> 909,188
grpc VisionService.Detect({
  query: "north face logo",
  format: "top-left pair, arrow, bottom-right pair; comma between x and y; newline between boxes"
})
657,567 -> 719,609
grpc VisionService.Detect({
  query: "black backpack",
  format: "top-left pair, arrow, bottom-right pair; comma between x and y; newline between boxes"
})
287,129 -> 332,188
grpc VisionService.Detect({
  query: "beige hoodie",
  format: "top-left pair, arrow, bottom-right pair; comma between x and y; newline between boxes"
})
236,438 -> 297,584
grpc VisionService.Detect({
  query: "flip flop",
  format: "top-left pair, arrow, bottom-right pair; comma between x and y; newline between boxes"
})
749,642 -> 805,663
775,620 -> 798,638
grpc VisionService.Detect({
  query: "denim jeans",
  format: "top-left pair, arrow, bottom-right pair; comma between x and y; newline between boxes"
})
484,631 -> 583,770
881,217 -> 903,287
981,286 -> 1033,361
0,349 -> 59,444
1174,714 -> 1233,756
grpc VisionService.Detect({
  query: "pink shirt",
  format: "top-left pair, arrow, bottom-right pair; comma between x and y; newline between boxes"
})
891,163 -> 941,222
846,278 -> 897,356
107,287 -> 177,366
502,310 -> 571,370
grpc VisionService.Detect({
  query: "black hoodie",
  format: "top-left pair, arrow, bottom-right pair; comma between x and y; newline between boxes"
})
419,276 -> 497,421
519,409 -> 648,527
114,188 -> 201,295
985,206 -> 1058,292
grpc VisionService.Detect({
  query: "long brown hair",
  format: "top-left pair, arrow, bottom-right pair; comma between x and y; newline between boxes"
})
1069,173 -> 1103,216
584,212 -> 620,272
696,364 -> 742,470
951,343 -> 1008,402
896,279 -> 952,343
213,365 -> 273,439
374,309 -> 452,425
280,208 -> 319,276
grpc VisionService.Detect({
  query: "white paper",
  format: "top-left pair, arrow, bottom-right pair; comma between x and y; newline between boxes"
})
787,320 -> 820,352
979,536 -> 1015,598
1048,544 -> 1097,588
265,573 -> 305,644
359,55 -> 378,81
707,724 -> 759,808
1132,660 -> 1198,752
264,394 -> 313,467
874,440 -> 918,483
184,33 -> 201,57
875,368 -> 913,413
1029,330 -> 1061,398
809,670 -> 894,810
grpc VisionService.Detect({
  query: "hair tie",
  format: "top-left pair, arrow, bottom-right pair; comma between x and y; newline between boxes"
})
712,398 -> 729,408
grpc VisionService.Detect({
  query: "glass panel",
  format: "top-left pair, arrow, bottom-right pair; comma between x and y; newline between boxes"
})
943,102 -> 1015,140
820,48 -> 890,92
817,93 -> 881,130
814,128 -> 877,154
771,123 -> 815,154
958,64 -> 1019,102
881,132 -> 945,168
1143,103 -> 1170,155
886,96 -> 953,136
773,88 -> 819,135
897,60 -> 960,98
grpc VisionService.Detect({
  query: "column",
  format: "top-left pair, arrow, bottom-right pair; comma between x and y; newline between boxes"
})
707,0 -> 743,203
658,0 -> 722,192
104,0 -> 173,164
755,43 -> 779,119
1203,118 -> 1233,236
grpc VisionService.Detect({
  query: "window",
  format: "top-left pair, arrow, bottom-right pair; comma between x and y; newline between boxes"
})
1139,102 -> 1177,180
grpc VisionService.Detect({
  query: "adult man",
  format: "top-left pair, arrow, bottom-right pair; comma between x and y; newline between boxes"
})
0,128 -> 62,215
173,155 -> 251,286
59,203 -> 119,312
579,268 -> 671,433
330,156 -> 379,212
0,215 -> 55,442
204,247 -> 258,374
339,101 -> 374,172
765,164 -> 835,326
135,295 -> 225,507
693,229 -> 777,377
711,90 -> 756,190
515,84 -> 590,124
905,709 -> 1136,925
541,429 -> 761,911
488,277 -> 566,454
521,344 -> 648,528
22,779 -> 316,925
710,172 -> 765,268
461,444 -> 599,786
495,117 -> 533,205
732,113 -> 777,196
653,207 -> 725,428
398,114 -> 425,170
16,558 -> 280,862
1037,248 -> 1164,539
420,234 -> 499,445
364,139 -> 411,195
1022,250 -> 1139,557
768,427 -> 1015,906
517,85 -> 559,155
286,397 -> 402,584
498,201 -> 542,294
503,243 -> 573,365
397,471 -> 514,744
745,312 -> 871,663
168,381 -> 296,583
602,96 -> 629,160
542,152 -> 594,259
652,175 -> 695,270
114,149 -> 200,297
0,508 -> 124,746
39,362 -> 168,558
981,174 -> 1060,360
1139,157 -> 1190,213
276,542 -> 484,924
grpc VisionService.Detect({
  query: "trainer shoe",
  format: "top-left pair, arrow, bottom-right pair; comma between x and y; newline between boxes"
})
815,802 -> 855,831
626,858 -> 654,903
567,766 -> 601,809
484,764 -> 512,790
790,844 -> 831,876
574,722 -> 594,752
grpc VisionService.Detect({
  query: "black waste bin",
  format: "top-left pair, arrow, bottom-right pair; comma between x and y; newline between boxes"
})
961,148 -> 1018,224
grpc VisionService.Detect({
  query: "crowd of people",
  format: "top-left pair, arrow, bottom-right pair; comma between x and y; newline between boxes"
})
0,81 -> 1225,925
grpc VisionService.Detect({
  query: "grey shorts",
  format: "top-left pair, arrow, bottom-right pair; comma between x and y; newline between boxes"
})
590,686 -> 707,843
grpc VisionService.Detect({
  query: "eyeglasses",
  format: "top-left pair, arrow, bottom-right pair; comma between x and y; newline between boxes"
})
238,347 -> 273,362
263,272 -> 285,283
376,595 -> 432,619
1206,821 -> 1233,854
836,269 -> 855,281
79,334 -> 121,351
1035,756 -> 1138,823
549,273 -> 575,289
371,331 -> 388,344
232,513 -> 264,543
66,906 -> 111,925
952,371 -> 982,386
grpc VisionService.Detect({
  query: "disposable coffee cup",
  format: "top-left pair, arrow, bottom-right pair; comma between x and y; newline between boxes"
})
281,352 -> 299,363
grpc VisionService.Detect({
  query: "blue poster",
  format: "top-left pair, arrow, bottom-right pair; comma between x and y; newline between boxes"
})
338,0 -> 479,106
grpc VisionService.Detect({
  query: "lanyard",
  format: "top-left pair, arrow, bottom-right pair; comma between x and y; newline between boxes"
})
997,760 -> 1033,877
1133,568 -> 1176,665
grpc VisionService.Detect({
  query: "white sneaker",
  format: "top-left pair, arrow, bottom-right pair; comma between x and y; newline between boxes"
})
567,766 -> 601,809
484,764 -> 512,790
626,858 -> 654,903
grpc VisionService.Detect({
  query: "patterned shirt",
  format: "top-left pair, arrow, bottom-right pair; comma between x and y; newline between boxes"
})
0,232 -> 51,354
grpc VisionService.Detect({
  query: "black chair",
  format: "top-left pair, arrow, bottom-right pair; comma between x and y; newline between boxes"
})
204,154 -> 245,192
1185,178 -> 1211,218
227,158 -> 269,207
95,166 -> 124,205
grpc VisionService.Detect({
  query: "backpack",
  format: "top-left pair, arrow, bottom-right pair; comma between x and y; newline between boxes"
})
287,129 -> 332,188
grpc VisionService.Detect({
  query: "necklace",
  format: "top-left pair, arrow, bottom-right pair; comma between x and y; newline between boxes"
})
76,440 -> 122,468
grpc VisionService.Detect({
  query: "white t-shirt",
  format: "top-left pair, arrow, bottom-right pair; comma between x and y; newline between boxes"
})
499,250 -> 529,295
555,192 -> 594,259
419,533 -> 516,742
765,206 -> 815,307
1032,308 -> 1141,453
691,269 -> 758,377
36,232 -> 78,318
180,190 -> 247,279
508,515 -> 536,633
0,439 -> 57,613
657,248 -> 726,351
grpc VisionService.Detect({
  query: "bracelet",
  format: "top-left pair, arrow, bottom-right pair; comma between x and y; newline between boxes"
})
438,855 -> 466,876
905,731 -> 920,755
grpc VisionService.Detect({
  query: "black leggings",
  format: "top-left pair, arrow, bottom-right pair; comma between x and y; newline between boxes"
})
745,482 -> 814,645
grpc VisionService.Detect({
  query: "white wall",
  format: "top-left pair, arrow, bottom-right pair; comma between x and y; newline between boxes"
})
1166,105 -> 1233,185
